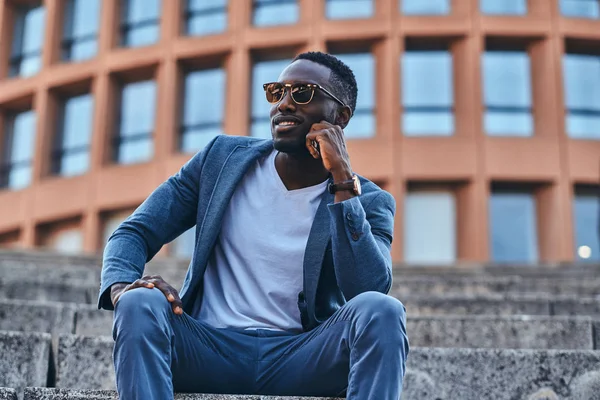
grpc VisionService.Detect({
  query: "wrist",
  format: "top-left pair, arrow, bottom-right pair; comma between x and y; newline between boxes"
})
330,168 -> 353,183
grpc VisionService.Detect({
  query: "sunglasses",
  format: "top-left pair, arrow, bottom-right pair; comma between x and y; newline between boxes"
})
263,82 -> 347,107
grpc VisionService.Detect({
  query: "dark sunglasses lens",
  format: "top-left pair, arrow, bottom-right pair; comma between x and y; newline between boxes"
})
265,83 -> 284,103
291,85 -> 313,104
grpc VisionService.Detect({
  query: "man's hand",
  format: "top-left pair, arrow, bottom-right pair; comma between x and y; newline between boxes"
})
305,121 -> 353,183
110,275 -> 183,315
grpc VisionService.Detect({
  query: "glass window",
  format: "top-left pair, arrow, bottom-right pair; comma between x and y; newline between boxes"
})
9,5 -> 45,78
404,190 -> 456,264
102,209 -> 134,246
560,0 -> 600,19
1,111 -> 36,190
43,227 -> 83,254
116,81 -> 156,165
53,94 -> 94,177
326,0 -> 374,19
251,59 -> 291,138
483,51 -> 533,136
253,0 -> 298,27
563,53 -> 600,140
401,0 -> 450,15
334,53 -> 375,138
62,0 -> 100,61
171,226 -> 196,259
121,0 -> 161,47
573,187 -> 599,262
402,49 -> 454,136
480,0 -> 527,15
489,189 -> 539,263
181,68 -> 226,152
185,0 -> 227,36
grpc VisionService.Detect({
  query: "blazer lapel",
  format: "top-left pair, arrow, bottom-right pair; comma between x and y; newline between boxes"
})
303,183 -> 334,315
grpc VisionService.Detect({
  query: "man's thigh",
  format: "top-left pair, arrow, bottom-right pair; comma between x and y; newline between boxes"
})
170,314 -> 256,394
255,320 -> 351,397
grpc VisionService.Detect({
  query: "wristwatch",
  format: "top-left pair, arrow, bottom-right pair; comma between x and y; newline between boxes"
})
328,174 -> 361,196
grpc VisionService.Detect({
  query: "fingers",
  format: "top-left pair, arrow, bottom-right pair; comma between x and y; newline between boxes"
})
305,135 -> 321,159
144,275 -> 184,315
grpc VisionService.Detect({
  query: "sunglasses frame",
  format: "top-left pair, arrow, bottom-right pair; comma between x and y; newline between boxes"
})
263,82 -> 348,108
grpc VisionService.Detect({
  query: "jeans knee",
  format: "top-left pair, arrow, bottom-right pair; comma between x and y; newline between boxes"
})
351,291 -> 406,324
114,288 -> 170,323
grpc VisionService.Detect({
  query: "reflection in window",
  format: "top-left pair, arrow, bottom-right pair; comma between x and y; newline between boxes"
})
115,81 -> 156,165
489,189 -> 539,263
334,53 -> 375,138
480,0 -> 527,15
483,51 -> 533,136
1,111 -> 36,190
326,0 -> 373,19
181,68 -> 226,152
404,190 -> 456,264
121,0 -> 161,47
253,0 -> 298,26
53,94 -> 94,177
402,48 -> 454,136
62,0 -> 100,61
251,59 -> 291,138
171,226 -> 196,259
401,0 -> 450,15
42,227 -> 83,254
560,0 -> 600,19
10,5 -> 45,77
563,53 -> 600,140
185,0 -> 227,36
573,187 -> 599,261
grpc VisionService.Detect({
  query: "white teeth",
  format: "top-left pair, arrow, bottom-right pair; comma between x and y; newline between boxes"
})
278,121 -> 297,126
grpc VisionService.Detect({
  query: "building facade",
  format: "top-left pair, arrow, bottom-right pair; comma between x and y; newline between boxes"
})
0,0 -> 598,264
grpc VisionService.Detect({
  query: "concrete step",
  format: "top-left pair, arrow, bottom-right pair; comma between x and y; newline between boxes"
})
22,389 -> 339,400
0,331 -> 50,394
53,335 -> 600,399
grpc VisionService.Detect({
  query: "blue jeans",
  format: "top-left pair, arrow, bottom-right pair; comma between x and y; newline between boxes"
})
113,288 -> 409,400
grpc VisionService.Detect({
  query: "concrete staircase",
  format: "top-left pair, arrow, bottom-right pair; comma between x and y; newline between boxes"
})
0,249 -> 599,399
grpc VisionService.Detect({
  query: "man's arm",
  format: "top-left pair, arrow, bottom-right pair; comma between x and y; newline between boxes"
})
98,136 -> 218,310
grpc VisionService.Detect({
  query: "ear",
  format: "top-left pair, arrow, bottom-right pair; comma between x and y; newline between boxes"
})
335,105 -> 352,129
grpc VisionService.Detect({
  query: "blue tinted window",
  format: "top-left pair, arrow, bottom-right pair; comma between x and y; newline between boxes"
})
483,51 -> 533,136
251,59 -> 291,138
326,0 -> 373,19
573,188 -> 600,261
480,0 -> 527,15
253,0 -> 298,26
489,190 -> 539,263
563,54 -> 600,140
53,94 -> 94,177
10,6 -> 45,78
401,0 -> 450,15
402,50 -> 454,136
181,68 -> 226,152
561,0 -> 600,19
185,0 -> 227,36
62,0 -> 100,61
1,111 -> 36,190
121,0 -> 161,47
335,53 -> 375,138
116,81 -> 156,164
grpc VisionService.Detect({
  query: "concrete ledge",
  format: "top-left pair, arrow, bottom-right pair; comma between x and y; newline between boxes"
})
23,388 -> 340,400
73,307 -> 112,337
407,315 -> 594,349
56,336 -> 113,390
0,388 -> 17,400
0,331 -> 51,392
0,300 -> 75,335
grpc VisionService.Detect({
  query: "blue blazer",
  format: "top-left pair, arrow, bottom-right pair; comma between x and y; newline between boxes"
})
99,135 -> 396,331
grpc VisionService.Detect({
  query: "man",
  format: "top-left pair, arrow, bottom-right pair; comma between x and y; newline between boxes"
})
99,51 -> 409,400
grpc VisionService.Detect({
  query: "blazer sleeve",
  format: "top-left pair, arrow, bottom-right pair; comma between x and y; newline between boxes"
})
97,136 -> 219,310
327,190 -> 396,300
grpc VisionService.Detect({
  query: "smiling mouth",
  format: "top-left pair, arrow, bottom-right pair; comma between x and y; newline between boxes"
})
276,121 -> 299,127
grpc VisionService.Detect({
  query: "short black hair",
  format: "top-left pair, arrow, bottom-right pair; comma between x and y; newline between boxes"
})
292,51 -> 357,115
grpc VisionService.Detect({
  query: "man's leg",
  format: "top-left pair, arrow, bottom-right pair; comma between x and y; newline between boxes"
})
256,291 -> 409,399
112,288 -> 255,400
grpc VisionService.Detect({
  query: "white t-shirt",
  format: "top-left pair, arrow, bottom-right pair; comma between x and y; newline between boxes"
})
196,149 -> 328,332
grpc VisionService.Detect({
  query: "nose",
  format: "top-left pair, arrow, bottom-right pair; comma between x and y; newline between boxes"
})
277,87 -> 296,113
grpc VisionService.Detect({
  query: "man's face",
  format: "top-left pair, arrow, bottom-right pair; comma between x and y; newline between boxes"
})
268,59 -> 338,154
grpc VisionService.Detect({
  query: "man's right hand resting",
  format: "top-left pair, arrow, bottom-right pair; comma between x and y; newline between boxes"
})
110,275 -> 183,315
